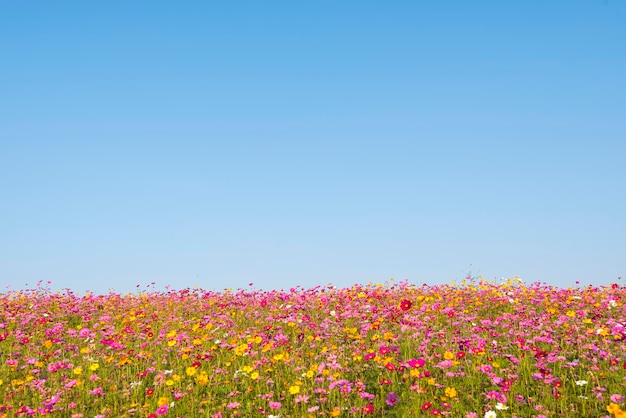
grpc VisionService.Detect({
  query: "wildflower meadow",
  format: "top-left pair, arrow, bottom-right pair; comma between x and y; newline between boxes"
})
1,278 -> 625,418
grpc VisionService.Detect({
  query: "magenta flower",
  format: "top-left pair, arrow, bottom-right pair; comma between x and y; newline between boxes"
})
155,404 -> 169,415
386,392 -> 399,406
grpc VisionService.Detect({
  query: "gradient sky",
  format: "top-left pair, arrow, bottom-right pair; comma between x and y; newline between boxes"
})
1,1 -> 624,294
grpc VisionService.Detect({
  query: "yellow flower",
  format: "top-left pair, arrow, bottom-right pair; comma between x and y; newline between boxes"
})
330,407 -> 341,417
272,352 -> 287,362
167,339 -> 177,347
608,402 -> 626,417
186,367 -> 197,376
234,343 -> 249,356
89,363 -> 99,371
289,385 -> 301,395
195,372 -> 209,385
157,396 -> 169,406
443,351 -> 454,360
250,372 -> 259,380
73,367 -> 83,375
445,387 -> 457,398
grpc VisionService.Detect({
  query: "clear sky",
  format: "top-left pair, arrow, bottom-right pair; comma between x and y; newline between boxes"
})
1,1 -> 624,294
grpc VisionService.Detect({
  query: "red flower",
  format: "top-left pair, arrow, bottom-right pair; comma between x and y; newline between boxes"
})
400,300 -> 412,311
363,404 -> 375,414
421,402 -> 432,411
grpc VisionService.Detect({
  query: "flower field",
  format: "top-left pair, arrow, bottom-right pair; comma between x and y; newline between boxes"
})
1,279 -> 625,418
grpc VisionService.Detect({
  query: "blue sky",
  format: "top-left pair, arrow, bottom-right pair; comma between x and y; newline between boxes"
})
1,1 -> 624,294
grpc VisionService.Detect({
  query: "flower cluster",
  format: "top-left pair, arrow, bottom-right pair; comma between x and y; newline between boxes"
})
0,279 -> 624,416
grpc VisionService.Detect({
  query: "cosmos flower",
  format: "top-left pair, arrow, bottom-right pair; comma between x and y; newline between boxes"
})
269,401 -> 281,410
386,392 -> 399,406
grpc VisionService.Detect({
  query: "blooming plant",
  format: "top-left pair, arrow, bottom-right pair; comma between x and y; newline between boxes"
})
0,278 -> 625,417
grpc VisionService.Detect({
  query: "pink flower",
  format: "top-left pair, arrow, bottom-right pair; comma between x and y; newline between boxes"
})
269,401 -> 282,410
156,404 -> 169,415
480,364 -> 493,373
43,395 -> 60,406
65,380 -> 78,388
88,387 -> 103,396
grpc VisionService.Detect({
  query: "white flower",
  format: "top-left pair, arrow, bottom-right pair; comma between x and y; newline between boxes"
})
330,310 -> 336,317
495,402 -> 508,410
484,411 -> 497,418
575,380 -> 588,386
